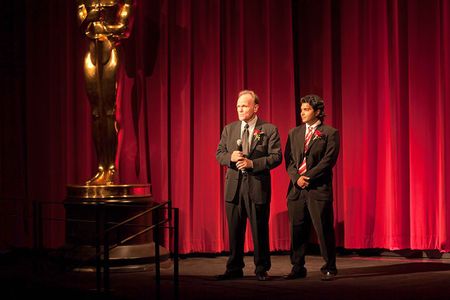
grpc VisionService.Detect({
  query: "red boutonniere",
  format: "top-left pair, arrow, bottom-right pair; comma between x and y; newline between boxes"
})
253,129 -> 264,142
313,130 -> 325,140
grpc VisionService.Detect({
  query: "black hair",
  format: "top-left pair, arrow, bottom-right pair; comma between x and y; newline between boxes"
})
300,94 -> 325,121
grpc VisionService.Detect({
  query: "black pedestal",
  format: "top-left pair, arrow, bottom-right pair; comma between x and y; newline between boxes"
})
64,184 -> 169,271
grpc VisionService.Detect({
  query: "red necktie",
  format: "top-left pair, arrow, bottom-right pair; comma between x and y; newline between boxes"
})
298,127 -> 315,175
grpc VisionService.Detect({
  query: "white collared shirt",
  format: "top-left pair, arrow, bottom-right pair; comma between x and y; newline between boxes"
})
305,119 -> 321,137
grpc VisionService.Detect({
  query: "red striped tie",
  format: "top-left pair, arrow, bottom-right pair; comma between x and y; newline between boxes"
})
298,127 -> 315,175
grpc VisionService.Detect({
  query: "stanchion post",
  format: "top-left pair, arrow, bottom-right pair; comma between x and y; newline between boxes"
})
32,201 -> 42,273
95,202 -> 103,292
174,207 -> 179,296
154,208 -> 161,299
103,207 -> 110,293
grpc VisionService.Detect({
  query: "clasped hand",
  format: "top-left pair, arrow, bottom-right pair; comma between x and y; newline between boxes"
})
231,151 -> 253,171
297,175 -> 310,189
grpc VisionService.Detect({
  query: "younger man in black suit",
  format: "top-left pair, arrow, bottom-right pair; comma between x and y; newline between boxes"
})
284,94 -> 340,281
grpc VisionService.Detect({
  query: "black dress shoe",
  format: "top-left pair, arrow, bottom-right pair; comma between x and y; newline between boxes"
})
256,271 -> 269,281
320,271 -> 336,281
283,268 -> 307,280
215,270 -> 244,280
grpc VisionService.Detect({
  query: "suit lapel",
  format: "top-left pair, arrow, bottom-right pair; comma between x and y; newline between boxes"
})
232,122 -> 242,150
305,124 -> 323,154
298,125 -> 306,156
248,118 -> 264,157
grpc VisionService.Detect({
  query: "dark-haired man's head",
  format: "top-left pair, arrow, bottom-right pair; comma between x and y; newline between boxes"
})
300,94 -> 325,125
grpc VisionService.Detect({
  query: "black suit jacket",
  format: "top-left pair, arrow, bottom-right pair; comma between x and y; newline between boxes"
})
216,118 -> 282,204
285,123 -> 340,201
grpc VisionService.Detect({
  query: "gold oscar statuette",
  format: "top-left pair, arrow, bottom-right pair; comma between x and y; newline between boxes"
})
77,0 -> 133,185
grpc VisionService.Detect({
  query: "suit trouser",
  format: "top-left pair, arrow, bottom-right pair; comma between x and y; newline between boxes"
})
288,192 -> 337,273
225,177 -> 271,274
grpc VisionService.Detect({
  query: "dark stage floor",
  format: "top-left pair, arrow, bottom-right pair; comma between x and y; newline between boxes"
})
1,249 -> 450,300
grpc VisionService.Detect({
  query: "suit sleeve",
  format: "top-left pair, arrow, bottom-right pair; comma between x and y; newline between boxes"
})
304,129 -> 340,181
285,131 -> 301,187
216,126 -> 234,168
251,126 -> 282,172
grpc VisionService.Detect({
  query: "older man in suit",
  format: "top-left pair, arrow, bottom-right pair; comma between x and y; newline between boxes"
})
216,90 -> 282,281
284,94 -> 340,281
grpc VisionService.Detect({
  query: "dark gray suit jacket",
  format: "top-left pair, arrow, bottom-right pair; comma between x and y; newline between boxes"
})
216,118 -> 282,204
285,123 -> 340,201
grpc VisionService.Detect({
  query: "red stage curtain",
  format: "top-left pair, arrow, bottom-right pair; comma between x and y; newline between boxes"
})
1,0 -> 450,253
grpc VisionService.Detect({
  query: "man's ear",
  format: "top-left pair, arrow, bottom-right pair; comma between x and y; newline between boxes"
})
315,109 -> 320,117
254,104 -> 259,113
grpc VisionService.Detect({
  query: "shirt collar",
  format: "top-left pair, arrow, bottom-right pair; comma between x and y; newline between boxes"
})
306,119 -> 321,131
241,115 -> 258,131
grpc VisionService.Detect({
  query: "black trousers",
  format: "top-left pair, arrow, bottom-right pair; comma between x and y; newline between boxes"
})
225,177 -> 271,274
288,192 -> 336,273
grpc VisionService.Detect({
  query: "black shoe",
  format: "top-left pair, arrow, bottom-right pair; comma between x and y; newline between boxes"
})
283,268 -> 307,280
320,265 -> 337,275
256,271 -> 269,281
320,271 -> 336,281
215,270 -> 244,280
